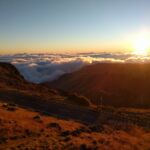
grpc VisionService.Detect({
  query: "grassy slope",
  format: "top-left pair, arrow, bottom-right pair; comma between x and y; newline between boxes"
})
0,101 -> 150,150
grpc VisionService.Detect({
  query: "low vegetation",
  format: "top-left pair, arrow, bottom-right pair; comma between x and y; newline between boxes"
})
0,101 -> 149,150
66,93 -> 90,107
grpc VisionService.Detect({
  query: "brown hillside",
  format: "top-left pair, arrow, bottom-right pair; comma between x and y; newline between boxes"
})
0,101 -> 150,150
0,62 -> 64,101
0,62 -> 93,123
49,63 -> 150,108
0,63 -> 150,149
0,62 -> 26,88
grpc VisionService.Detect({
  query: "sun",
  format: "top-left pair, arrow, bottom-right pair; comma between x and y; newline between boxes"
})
133,36 -> 149,55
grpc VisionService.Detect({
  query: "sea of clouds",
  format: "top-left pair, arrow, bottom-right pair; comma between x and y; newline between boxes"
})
0,52 -> 150,83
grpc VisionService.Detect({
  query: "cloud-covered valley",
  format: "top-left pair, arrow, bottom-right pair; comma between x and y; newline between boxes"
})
0,52 -> 150,83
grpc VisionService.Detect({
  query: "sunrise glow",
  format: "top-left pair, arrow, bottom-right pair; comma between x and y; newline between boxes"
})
132,34 -> 150,55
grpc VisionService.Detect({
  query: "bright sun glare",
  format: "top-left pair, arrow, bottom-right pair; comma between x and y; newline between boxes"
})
133,35 -> 150,55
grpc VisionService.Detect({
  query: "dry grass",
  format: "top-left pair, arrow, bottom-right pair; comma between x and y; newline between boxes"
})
0,102 -> 149,150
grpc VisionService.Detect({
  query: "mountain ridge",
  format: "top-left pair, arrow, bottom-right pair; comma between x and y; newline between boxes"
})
48,63 -> 150,108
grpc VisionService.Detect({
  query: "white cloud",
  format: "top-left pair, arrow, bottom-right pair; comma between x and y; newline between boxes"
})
0,52 -> 150,83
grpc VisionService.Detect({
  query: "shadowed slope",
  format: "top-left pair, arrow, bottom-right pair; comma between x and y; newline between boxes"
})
0,62 -> 26,88
0,62 -> 94,123
49,63 -> 150,108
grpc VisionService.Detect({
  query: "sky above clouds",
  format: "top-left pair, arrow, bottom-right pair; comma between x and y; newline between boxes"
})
0,0 -> 150,54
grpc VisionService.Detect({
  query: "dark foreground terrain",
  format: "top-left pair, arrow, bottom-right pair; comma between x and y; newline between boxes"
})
0,62 -> 150,150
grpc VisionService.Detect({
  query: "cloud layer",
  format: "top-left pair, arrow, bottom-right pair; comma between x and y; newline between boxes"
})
0,52 -> 150,83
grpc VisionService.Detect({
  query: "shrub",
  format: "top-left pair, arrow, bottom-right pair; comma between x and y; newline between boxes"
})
33,115 -> 42,123
46,122 -> 62,130
6,106 -> 17,111
2,103 -> 17,111
63,137 -> 71,142
80,144 -> 89,150
8,103 -> 17,107
60,130 -> 71,137
67,93 -> 90,107
71,129 -> 82,136
0,136 -> 8,144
